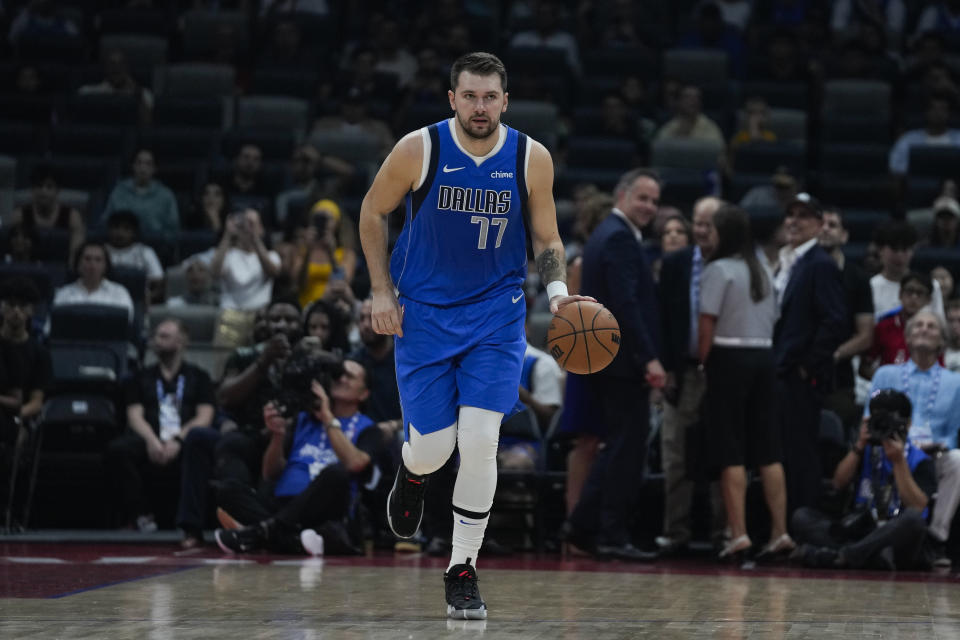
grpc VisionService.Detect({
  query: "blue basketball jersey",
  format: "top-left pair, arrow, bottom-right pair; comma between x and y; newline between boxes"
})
390,119 -> 531,306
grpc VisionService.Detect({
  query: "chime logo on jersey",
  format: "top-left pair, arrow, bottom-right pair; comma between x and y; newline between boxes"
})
437,186 -> 511,214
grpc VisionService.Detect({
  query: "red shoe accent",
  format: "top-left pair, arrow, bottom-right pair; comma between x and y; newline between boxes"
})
459,570 -> 469,577
407,479 -> 422,485
404,511 -> 409,517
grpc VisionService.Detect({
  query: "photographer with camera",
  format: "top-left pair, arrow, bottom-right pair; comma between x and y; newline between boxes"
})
214,351 -> 382,556
867,309 -> 960,568
791,390 -> 935,571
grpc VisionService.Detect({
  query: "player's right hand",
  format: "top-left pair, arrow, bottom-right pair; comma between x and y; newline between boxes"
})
371,289 -> 404,337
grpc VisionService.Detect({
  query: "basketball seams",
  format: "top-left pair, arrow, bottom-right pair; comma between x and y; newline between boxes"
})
589,307 -> 615,357
576,302 -> 592,373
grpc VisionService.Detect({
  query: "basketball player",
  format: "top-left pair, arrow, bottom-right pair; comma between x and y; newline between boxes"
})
359,52 -> 591,619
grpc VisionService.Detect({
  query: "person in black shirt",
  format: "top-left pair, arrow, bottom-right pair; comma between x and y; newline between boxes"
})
104,319 -> 215,534
819,208 -> 874,428
0,277 -> 50,431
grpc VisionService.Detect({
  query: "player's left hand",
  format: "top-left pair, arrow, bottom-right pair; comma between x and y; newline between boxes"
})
549,294 -> 596,315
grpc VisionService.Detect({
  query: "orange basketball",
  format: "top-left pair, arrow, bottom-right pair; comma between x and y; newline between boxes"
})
545,301 -> 620,375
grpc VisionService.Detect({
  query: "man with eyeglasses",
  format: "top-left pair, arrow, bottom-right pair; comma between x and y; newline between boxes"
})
773,193 -> 847,516
868,309 -> 960,568
870,220 -> 945,322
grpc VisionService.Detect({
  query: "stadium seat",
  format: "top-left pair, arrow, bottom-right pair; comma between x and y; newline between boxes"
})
582,48 -> 660,83
98,8 -> 174,37
839,209 -> 892,244
137,127 -> 219,163
663,48 -> 728,85
309,130 -> 382,165
732,141 -> 806,178
817,143 -> 889,177
0,122 -> 44,156
153,63 -> 236,98
249,68 -> 319,100
235,95 -> 310,131
176,230 -> 218,263
742,81 -> 809,110
401,104 -> 452,132
0,94 -> 55,124
59,94 -> 140,126
650,138 -> 724,171
152,161 -> 205,195
48,124 -> 132,159
735,107 -> 807,142
181,10 -> 250,59
50,304 -> 130,343
501,100 -> 558,152
907,146 -> 960,181
567,136 -> 638,170
154,96 -> 227,129
148,304 -> 219,344
912,247 -> 960,277
658,168 -> 714,212
17,156 -> 118,192
822,80 -> 891,120
99,34 -> 168,70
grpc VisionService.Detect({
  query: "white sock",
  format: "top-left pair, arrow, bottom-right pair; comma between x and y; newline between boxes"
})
448,508 -> 490,570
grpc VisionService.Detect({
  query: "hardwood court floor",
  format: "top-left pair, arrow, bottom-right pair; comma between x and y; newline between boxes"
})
2,542 -> 960,639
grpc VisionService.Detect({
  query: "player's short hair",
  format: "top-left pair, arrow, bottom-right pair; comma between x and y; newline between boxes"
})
450,51 -> 507,91
613,168 -> 661,201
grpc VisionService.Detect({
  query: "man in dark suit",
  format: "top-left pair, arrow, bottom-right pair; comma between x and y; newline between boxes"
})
657,196 -> 723,555
773,194 -> 847,515
564,168 -> 665,561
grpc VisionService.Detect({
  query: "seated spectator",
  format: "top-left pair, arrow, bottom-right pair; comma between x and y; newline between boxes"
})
104,319 -> 215,534
932,266 -> 955,301
77,49 -> 153,125
186,182 -> 230,232
595,93 -> 648,152
348,298 -> 402,425
8,1 -> 79,45
3,223 -> 41,265
0,278 -> 50,427
373,18 -> 418,88
102,149 -> 180,240
167,261 -> 219,308
867,311 -> 960,568
287,200 -> 356,309
871,221 -> 945,320
224,144 -> 275,225
509,0 -> 581,76
862,272 -> 935,377
274,145 -> 355,228
888,93 -> 960,178
303,299 -> 349,353
791,390 -> 934,571
53,241 -> 133,320
924,197 -> 960,247
740,166 -> 799,211
310,89 -> 395,161
678,2 -> 746,78
10,164 -> 85,263
831,0 -> 905,37
729,97 -> 776,150
914,3 -> 960,42
104,210 -> 164,304
205,209 -> 282,312
653,85 -> 726,148
945,300 -> 960,372
214,357 -> 379,556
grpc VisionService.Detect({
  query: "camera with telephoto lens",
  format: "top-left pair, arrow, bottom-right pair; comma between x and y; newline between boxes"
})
866,389 -> 912,446
273,337 -> 344,419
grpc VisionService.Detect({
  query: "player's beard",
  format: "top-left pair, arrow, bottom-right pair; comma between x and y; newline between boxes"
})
456,110 -> 499,139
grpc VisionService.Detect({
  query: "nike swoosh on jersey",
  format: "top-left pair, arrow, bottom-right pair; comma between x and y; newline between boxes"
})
512,294 -> 523,303
442,164 -> 465,173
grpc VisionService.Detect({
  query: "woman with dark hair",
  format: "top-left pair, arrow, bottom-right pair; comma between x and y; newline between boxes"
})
52,241 -> 133,320
698,205 -> 792,561
188,181 -> 231,231
302,298 -> 350,353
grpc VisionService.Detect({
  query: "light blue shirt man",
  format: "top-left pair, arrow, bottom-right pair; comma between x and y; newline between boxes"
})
867,360 -> 960,449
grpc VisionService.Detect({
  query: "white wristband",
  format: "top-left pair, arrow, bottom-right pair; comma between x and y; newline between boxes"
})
546,281 -> 569,301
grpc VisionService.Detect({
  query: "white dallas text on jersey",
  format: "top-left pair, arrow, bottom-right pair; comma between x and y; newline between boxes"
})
437,186 -> 511,214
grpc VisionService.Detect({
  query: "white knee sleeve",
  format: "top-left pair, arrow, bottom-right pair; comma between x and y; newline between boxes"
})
452,406 -> 503,514
401,422 -> 457,476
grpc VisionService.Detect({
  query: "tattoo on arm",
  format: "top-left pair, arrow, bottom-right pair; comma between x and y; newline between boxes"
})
535,248 -> 565,285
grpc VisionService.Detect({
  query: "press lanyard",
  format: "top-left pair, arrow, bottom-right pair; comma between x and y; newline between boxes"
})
157,375 -> 185,410
899,363 -> 941,432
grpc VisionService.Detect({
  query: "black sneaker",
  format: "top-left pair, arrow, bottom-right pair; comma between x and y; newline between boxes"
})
444,563 -> 487,620
215,523 -> 268,554
386,465 -> 428,539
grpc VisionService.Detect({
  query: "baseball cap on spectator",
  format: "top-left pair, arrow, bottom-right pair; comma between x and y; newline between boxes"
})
785,192 -> 822,218
933,196 -> 960,219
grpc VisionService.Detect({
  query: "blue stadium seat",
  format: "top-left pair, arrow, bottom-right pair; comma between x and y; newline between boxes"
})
154,96 -> 226,129
582,48 -> 660,83
912,248 -> 960,277
742,81 -> 809,110
732,141 -> 806,178
249,68 -> 319,100
567,136 -> 638,170
59,94 -> 140,126
48,124 -> 132,159
98,8 -> 175,37
137,126 -> 219,163
221,128 -> 295,162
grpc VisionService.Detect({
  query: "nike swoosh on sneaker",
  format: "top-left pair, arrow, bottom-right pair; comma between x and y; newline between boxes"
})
512,294 -> 523,304
443,165 -> 465,173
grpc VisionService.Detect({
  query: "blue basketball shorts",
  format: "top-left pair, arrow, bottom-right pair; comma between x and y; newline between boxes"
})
395,288 -> 527,435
